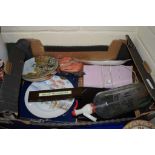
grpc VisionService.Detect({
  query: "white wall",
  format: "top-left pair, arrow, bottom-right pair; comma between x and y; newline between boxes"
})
0,33 -> 8,63
1,26 -> 137,45
132,26 -> 155,80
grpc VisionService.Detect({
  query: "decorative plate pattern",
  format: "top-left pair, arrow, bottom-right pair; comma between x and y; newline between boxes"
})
24,75 -> 74,118
22,56 -> 58,82
124,120 -> 154,129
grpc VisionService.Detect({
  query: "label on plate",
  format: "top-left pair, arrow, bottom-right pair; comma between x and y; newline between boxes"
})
39,90 -> 72,97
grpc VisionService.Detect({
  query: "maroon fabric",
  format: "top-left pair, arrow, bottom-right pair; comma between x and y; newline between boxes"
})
0,60 -> 4,81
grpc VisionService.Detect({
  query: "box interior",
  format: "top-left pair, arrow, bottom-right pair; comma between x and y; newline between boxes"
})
0,37 -> 154,128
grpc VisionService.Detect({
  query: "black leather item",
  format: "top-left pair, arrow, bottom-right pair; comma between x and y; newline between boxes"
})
94,83 -> 152,119
0,47 -> 25,112
16,39 -> 33,60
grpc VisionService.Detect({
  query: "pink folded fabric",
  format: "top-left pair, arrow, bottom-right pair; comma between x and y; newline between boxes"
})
83,65 -> 133,88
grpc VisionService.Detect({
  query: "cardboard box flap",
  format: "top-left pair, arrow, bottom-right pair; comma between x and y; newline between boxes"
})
30,39 -> 45,56
30,39 -> 125,60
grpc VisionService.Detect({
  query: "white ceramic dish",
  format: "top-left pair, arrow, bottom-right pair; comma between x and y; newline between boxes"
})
25,75 -> 74,118
75,59 -> 131,66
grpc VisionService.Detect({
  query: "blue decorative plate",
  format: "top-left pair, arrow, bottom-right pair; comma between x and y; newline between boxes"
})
24,75 -> 74,118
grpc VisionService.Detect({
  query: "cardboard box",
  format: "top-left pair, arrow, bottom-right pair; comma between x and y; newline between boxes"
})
0,36 -> 154,128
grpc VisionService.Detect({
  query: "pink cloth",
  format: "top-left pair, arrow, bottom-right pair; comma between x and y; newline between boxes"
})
83,65 -> 133,88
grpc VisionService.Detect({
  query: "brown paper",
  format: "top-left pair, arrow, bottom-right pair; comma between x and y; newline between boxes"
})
30,39 -> 45,56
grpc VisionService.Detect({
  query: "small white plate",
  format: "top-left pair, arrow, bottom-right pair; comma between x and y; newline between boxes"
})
25,75 -> 74,118
22,56 -> 58,82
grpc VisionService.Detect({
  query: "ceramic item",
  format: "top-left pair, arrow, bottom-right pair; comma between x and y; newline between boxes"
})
124,120 -> 154,129
25,75 -> 74,118
75,59 -> 131,66
22,56 -> 58,82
